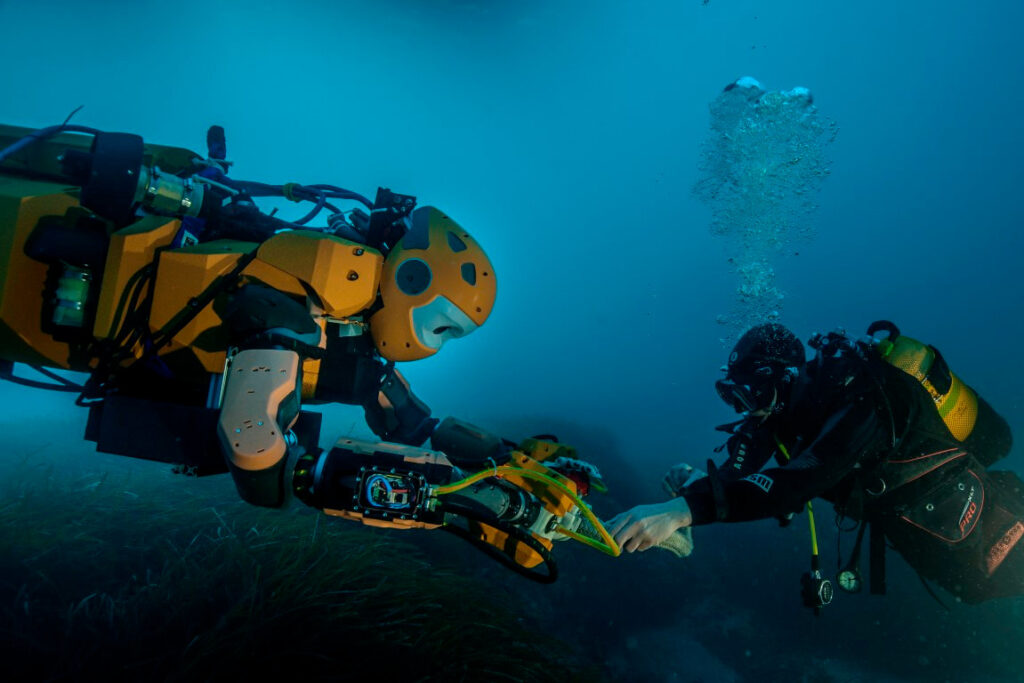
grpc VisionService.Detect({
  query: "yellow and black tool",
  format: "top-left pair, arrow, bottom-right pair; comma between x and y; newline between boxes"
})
294,435 -> 620,583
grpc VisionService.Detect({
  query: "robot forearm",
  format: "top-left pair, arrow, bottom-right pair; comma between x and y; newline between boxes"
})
290,437 -> 538,532
362,365 -> 438,446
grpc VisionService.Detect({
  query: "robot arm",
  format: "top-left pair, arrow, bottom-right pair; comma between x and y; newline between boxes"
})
216,284 -> 325,507
217,347 -> 303,507
362,365 -> 439,446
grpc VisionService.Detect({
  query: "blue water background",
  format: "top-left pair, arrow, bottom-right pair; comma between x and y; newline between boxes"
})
1,1 -> 1022,680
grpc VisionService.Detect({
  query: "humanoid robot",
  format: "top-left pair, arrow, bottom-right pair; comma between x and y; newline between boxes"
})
0,122 -> 620,581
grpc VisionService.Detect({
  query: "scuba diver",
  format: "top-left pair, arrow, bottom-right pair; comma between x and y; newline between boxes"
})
609,321 -> 1022,609
0,120 -> 624,582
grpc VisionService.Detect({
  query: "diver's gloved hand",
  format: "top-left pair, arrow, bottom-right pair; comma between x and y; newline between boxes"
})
662,463 -> 706,497
656,527 -> 694,558
606,497 -> 693,553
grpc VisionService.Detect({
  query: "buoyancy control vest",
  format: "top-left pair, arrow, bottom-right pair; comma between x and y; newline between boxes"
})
814,321 -> 1018,604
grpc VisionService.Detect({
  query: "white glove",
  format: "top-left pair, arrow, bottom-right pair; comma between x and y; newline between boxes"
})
607,497 -> 694,554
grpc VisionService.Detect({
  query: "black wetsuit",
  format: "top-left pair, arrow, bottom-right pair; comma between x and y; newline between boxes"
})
682,350 -> 1020,604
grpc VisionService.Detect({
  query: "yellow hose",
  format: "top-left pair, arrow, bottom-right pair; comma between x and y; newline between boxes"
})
806,501 -> 820,556
432,466 -> 500,496
432,464 -> 621,557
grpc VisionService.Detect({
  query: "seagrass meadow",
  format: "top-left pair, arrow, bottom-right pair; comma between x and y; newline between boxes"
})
0,456 -> 603,682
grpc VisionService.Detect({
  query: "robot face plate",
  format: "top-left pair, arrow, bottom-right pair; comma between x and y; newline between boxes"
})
411,295 -> 478,351
369,206 -> 496,362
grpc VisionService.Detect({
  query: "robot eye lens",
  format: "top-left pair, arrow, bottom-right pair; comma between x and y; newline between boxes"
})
396,259 -> 431,295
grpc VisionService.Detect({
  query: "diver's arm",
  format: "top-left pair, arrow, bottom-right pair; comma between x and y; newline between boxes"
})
661,423 -> 774,496
715,421 -> 779,482
683,400 -> 887,525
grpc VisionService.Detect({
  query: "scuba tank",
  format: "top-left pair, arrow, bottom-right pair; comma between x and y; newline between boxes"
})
808,320 -> 978,447
867,320 -> 978,442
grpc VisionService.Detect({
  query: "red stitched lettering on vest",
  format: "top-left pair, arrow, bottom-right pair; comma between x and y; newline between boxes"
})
958,501 -> 977,535
986,521 -> 1024,576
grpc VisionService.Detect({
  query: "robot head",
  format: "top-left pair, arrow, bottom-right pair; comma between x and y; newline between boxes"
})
369,206 -> 496,362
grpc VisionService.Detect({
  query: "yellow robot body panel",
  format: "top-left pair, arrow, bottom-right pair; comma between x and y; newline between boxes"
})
144,232 -> 382,374
93,215 -> 181,342
299,350 -> 324,400
0,178 -> 80,368
255,230 -> 383,317
463,444 -> 580,571
146,241 -> 251,372
322,508 -> 442,530
144,240 -> 313,373
506,451 -> 579,517
470,520 -> 552,570
237,258 -> 310,300
247,232 -> 381,396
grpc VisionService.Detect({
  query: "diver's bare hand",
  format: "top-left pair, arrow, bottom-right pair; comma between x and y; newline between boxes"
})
607,497 -> 693,553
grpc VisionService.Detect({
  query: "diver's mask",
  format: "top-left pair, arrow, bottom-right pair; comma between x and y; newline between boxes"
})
715,378 -> 773,414
715,365 -> 798,415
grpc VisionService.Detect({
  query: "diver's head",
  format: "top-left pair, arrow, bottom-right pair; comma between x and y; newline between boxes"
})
368,206 -> 496,362
716,323 -> 805,416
